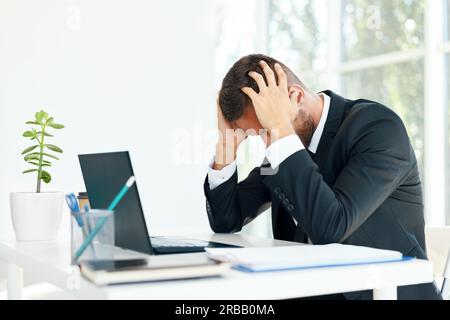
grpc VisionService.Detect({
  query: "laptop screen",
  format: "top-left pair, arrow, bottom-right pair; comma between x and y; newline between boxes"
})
78,151 -> 153,255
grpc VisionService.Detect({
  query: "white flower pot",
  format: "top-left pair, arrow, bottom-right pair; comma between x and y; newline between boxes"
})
10,192 -> 64,241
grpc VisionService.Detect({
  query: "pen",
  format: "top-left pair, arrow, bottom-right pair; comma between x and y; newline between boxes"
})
84,204 -> 97,257
74,176 -> 136,260
66,193 -> 88,239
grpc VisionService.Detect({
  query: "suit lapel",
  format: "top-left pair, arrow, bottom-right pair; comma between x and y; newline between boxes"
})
314,90 -> 348,169
270,91 -> 348,241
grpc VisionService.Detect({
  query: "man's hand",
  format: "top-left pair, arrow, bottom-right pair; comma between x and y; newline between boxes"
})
241,61 -> 299,144
214,100 -> 245,170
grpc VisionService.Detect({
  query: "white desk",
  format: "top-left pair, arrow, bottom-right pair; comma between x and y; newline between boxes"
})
0,233 -> 434,300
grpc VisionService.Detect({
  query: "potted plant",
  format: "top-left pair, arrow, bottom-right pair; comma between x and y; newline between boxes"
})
10,110 -> 65,241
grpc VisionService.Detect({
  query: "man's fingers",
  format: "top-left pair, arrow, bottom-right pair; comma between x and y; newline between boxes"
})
259,60 -> 277,87
241,86 -> 258,100
248,71 -> 266,92
275,63 -> 287,89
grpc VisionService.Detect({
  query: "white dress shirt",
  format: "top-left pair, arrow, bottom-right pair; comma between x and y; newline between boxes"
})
207,93 -> 331,232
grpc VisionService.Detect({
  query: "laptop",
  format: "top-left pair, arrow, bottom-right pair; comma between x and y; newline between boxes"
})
78,151 -> 239,255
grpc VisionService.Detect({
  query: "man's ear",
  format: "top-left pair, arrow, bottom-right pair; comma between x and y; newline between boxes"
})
288,85 -> 304,106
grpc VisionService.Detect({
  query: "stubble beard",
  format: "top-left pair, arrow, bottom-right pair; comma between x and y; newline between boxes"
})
292,108 -> 314,148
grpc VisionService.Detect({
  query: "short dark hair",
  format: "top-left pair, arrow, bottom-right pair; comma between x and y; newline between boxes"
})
218,54 -> 306,122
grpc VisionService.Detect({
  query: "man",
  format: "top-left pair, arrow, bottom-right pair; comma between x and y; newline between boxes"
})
204,54 -> 442,300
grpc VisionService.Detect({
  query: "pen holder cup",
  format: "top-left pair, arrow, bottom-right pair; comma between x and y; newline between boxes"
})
70,210 -> 115,264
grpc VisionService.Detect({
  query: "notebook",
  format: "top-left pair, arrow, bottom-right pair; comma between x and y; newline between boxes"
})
79,256 -> 230,285
205,244 -> 411,273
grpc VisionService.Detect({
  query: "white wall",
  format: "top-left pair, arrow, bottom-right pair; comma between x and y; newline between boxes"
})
0,0 -> 219,280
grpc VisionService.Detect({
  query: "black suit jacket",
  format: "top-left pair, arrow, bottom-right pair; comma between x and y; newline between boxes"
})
204,91 -> 442,300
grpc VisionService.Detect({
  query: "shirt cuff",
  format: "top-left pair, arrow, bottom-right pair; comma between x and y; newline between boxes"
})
207,157 -> 237,190
266,135 -> 305,169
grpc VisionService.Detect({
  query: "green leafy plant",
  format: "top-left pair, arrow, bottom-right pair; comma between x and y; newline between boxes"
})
22,110 -> 65,193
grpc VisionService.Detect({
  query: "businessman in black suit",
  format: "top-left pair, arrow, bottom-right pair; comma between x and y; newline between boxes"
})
204,54 -> 442,300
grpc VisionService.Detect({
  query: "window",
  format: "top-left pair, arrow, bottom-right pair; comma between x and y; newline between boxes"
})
215,0 -> 261,88
268,0 -> 448,225
269,0 -> 325,70
342,0 -> 424,61
447,51 -> 450,224
269,0 -> 327,90
446,1 -> 450,225
341,0 -> 425,178
215,0 -> 272,238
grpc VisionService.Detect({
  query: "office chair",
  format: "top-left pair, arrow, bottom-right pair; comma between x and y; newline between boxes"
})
425,226 -> 450,299
442,249 -> 450,299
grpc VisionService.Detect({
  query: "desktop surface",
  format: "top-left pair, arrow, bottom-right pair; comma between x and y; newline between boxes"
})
0,233 -> 434,300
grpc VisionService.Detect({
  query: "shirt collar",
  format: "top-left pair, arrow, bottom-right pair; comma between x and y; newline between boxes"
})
308,93 -> 330,154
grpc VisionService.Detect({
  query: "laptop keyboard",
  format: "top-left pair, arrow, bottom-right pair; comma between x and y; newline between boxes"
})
150,237 -> 210,248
